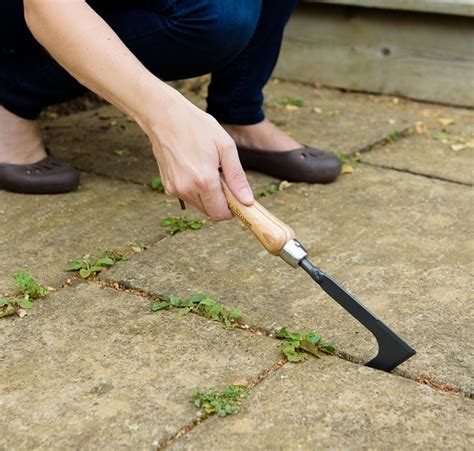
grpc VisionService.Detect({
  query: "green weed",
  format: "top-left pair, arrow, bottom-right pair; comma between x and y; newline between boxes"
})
13,271 -> 48,298
276,327 -> 336,362
65,250 -> 129,279
278,97 -> 304,107
162,216 -> 204,236
151,175 -> 165,192
338,152 -> 360,165
191,385 -> 251,417
0,272 -> 49,318
259,184 -> 278,197
387,130 -> 401,143
151,294 -> 243,328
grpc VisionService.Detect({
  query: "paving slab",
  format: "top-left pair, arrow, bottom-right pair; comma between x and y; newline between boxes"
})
42,79 -> 419,188
361,116 -> 474,185
262,79 -> 419,154
170,357 -> 473,451
104,165 -> 474,393
0,173 -> 196,295
0,282 -> 281,450
42,105 -> 277,192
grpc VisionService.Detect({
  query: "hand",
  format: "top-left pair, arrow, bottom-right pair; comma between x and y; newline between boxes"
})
140,88 -> 254,221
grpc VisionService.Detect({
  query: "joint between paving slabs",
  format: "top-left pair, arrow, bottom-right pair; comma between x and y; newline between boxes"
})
359,160 -> 472,187
155,358 -> 288,451
91,277 -> 472,400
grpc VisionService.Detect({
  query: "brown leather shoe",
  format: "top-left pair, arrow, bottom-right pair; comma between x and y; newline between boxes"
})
237,145 -> 341,183
0,155 -> 80,194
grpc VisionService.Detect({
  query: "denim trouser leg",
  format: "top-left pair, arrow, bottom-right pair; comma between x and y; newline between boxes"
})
0,0 -> 295,123
206,0 -> 299,125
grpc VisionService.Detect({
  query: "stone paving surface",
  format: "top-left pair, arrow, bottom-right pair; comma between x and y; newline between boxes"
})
0,173 -> 190,295
1,79 -> 473,450
171,358 -> 473,450
105,165 -> 474,393
0,282 -> 280,450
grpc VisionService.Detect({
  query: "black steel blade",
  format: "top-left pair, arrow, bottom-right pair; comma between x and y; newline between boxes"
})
299,258 -> 415,372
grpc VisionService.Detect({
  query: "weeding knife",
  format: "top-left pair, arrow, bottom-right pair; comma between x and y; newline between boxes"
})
221,181 -> 415,372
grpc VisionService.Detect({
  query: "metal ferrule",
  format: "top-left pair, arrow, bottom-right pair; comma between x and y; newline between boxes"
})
279,239 -> 308,267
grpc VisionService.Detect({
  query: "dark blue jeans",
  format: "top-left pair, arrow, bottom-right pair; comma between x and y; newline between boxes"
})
0,0 -> 298,123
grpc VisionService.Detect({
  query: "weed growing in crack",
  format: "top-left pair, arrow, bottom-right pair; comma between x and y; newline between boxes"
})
191,385 -> 251,417
13,271 -> 49,298
0,272 -> 49,318
259,184 -> 278,197
338,152 -> 360,165
151,175 -> 165,192
162,216 -> 204,236
151,294 -> 243,328
276,327 -> 336,362
387,130 -> 401,143
277,97 -> 304,107
65,250 -> 129,279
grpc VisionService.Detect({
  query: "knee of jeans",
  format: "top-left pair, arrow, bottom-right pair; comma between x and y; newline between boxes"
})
182,1 -> 261,63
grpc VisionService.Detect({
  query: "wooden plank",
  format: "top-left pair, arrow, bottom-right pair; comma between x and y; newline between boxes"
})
304,0 -> 474,17
275,4 -> 474,106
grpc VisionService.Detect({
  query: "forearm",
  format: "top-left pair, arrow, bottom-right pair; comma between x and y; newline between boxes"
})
23,0 -> 175,122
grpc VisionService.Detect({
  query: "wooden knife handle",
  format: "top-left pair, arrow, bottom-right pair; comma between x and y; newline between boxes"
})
221,179 -> 295,255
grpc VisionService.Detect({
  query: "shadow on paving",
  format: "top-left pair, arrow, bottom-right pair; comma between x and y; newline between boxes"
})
0,282 -> 281,450
42,80 -> 420,187
104,165 -> 473,394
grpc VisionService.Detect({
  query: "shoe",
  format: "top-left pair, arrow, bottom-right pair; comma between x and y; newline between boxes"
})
0,154 -> 80,194
237,145 -> 341,183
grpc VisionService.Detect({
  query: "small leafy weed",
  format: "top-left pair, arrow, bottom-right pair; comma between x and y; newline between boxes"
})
162,216 -> 204,236
151,294 -> 243,328
191,385 -> 251,417
338,152 -> 360,165
278,97 -> 304,107
259,184 -> 278,197
151,175 -> 165,192
276,327 -> 336,362
387,130 -> 401,143
65,250 -> 129,279
13,272 -> 48,298
0,272 -> 49,318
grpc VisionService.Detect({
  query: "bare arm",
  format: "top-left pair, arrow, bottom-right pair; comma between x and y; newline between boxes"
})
24,0 -> 254,220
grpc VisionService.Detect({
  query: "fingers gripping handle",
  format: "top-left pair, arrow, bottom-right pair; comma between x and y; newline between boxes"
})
221,180 -> 295,255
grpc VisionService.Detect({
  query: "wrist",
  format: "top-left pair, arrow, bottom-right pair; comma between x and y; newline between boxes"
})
129,73 -> 183,132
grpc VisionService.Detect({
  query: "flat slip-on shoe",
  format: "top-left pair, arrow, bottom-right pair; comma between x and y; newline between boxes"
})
0,155 -> 80,194
237,145 -> 341,184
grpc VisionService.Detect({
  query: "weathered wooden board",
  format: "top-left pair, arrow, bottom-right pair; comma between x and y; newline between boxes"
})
305,0 -> 474,17
276,3 -> 474,106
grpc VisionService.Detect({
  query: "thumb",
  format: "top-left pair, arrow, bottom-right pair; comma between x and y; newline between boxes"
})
219,143 -> 254,205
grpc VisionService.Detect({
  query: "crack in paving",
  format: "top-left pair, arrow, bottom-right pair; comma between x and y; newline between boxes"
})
359,160 -> 473,186
155,358 -> 288,450
88,276 -> 472,400
348,125 -> 414,156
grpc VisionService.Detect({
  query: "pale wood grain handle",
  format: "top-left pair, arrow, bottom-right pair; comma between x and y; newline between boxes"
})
221,180 -> 295,255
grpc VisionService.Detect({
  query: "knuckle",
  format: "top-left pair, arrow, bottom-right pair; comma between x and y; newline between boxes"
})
227,167 -> 246,183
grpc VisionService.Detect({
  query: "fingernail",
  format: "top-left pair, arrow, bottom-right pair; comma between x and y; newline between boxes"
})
240,187 -> 254,203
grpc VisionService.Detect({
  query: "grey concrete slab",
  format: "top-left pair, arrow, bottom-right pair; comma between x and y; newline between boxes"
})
0,282 -> 281,450
42,79 -> 419,190
42,105 -> 277,192
361,120 -> 474,185
0,173 -> 198,295
171,357 -> 473,451
262,80 -> 420,154
104,165 -> 474,393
